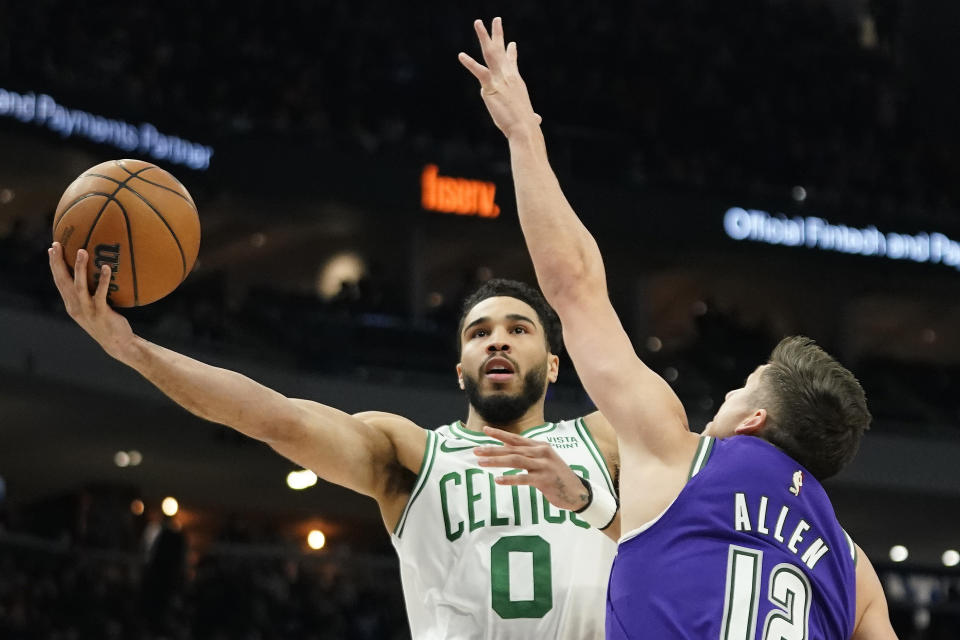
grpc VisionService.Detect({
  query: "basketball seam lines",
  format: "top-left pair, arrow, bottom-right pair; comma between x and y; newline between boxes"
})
123,163 -> 194,205
78,168 -> 153,251
80,188 -> 127,262
109,181 -> 188,280
79,168 -> 151,305
86,171 -> 197,211
114,196 -> 140,306
58,167 -> 155,240
53,193 -> 114,234
79,172 -> 189,281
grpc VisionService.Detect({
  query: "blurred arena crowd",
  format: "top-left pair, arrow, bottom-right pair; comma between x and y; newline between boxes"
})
0,522 -> 956,640
3,0 -> 957,216
0,535 -> 406,640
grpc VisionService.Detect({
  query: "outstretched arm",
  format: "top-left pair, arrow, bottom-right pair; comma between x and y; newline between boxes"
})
459,19 -> 690,464
48,243 -> 415,501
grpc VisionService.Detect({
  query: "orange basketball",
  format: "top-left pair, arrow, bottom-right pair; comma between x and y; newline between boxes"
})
52,159 -> 201,307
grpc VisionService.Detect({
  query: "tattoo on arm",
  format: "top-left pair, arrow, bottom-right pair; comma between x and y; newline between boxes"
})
554,477 -> 589,509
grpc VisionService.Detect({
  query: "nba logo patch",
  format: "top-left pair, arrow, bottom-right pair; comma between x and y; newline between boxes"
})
789,470 -> 804,496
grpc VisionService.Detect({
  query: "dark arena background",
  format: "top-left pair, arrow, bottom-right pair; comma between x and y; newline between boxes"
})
2,1 -> 960,638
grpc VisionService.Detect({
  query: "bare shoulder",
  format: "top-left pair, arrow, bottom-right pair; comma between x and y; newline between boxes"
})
582,411 -> 615,444
581,411 -> 620,486
353,411 -> 429,474
582,411 -> 618,457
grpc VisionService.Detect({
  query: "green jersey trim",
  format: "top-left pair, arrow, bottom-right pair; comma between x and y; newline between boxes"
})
688,436 -> 716,479
574,418 -> 616,495
522,422 -> 558,439
449,421 -> 502,445
449,420 -> 556,444
394,430 -> 439,537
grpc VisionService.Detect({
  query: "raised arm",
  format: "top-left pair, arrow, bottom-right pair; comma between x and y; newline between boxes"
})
48,243 -> 420,503
459,19 -> 689,463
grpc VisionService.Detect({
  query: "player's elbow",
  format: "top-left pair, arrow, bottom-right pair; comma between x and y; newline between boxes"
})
537,246 -> 606,306
540,268 -> 605,315
251,397 -> 309,445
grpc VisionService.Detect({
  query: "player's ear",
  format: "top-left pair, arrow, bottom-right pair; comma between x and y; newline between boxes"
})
456,363 -> 465,390
547,353 -> 560,383
735,409 -> 767,435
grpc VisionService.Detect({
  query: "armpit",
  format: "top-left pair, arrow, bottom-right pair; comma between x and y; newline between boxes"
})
383,457 -> 417,498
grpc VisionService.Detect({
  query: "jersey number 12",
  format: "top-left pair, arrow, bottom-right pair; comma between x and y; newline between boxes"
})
720,545 -> 812,640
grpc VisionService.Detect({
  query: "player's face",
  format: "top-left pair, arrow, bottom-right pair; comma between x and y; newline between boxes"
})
457,297 -> 559,422
703,365 -> 768,438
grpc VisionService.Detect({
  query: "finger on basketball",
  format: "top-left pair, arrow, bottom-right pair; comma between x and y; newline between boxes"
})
74,249 -> 90,295
94,265 -> 112,306
49,244 -> 72,293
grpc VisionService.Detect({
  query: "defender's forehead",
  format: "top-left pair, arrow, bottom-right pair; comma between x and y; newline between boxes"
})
746,364 -> 769,388
462,296 -> 542,330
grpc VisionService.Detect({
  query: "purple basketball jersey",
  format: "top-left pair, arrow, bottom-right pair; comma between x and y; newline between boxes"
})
607,435 -> 856,639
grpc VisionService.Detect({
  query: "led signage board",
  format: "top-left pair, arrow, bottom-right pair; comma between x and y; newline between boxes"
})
421,164 -> 500,218
724,206 -> 960,272
0,88 -> 213,170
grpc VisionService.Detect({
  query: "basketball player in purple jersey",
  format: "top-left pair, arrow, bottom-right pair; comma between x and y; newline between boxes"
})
461,18 -> 897,638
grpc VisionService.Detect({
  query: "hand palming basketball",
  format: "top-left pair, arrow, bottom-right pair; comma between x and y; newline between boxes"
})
52,159 -> 200,307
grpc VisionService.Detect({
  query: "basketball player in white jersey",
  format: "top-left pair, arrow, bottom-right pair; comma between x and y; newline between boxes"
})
48,246 -> 620,639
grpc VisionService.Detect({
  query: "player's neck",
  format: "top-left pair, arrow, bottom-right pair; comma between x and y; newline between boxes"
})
463,404 -> 547,435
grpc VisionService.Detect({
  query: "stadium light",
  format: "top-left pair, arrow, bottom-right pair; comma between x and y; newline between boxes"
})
942,550 -> 959,568
307,529 -> 326,550
287,469 -> 318,490
889,545 -> 908,563
162,497 -> 179,517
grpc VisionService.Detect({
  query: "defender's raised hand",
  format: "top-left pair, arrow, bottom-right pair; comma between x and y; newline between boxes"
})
48,242 -> 134,361
459,17 -> 542,140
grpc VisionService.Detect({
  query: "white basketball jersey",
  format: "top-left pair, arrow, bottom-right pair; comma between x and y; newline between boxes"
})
391,418 -> 617,639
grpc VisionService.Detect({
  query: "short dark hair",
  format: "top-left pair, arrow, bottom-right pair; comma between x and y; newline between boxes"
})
457,279 -> 564,356
756,336 -> 871,480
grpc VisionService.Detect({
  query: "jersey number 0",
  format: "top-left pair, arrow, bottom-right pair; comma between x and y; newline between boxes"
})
490,535 -> 553,619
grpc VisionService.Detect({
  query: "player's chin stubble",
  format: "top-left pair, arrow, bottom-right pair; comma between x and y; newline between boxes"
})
462,363 -> 547,426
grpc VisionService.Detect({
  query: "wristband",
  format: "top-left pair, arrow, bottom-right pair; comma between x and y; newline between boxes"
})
574,476 -> 618,530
